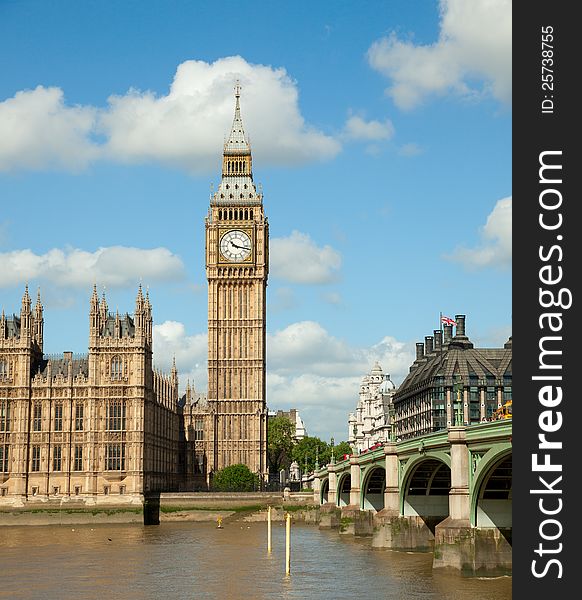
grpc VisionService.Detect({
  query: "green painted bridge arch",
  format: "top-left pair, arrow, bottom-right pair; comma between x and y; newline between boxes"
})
470,442 -> 512,528
314,420 -> 512,527
359,465 -> 385,511
313,421 -> 512,574
337,472 -> 351,507
399,453 -> 451,520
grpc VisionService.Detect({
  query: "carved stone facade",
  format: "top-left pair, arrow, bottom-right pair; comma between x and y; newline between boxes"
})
200,85 -> 269,481
0,286 -> 181,504
348,362 -> 396,453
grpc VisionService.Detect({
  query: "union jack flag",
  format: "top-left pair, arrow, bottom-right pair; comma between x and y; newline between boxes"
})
441,315 -> 457,327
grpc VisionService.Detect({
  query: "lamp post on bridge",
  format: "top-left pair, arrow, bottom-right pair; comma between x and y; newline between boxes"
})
453,376 -> 464,426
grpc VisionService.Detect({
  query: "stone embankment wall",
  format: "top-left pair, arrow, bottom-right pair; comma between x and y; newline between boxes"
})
0,492 -> 317,526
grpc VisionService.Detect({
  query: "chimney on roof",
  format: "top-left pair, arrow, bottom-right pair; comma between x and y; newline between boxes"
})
425,336 -> 434,355
455,314 -> 467,338
434,330 -> 442,351
415,342 -> 425,360
443,324 -> 453,345
451,314 -> 473,348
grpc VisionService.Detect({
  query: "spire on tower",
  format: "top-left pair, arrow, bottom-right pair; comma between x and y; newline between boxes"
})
21,284 -> 31,312
135,283 -> 145,311
35,287 -> 43,314
224,81 -> 250,153
90,284 -> 99,312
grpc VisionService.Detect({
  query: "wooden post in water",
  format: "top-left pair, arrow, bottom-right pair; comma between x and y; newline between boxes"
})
267,506 -> 272,553
285,512 -> 291,575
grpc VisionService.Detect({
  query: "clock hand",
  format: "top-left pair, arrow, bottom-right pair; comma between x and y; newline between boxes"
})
231,242 -> 249,250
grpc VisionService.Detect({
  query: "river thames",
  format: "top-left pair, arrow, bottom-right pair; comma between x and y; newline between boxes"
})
1,521 -> 511,599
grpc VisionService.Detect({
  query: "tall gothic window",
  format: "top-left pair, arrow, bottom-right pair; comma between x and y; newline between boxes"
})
111,355 -> 123,380
0,445 -> 8,472
0,359 -> 7,377
74,445 -> 83,471
52,445 -> 62,471
106,444 -> 125,471
194,418 -> 204,441
54,404 -> 63,432
31,446 -> 41,472
33,403 -> 42,431
107,400 -> 126,431
0,401 -> 9,432
75,404 -> 84,431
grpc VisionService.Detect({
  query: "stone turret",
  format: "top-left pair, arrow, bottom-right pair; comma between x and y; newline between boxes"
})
34,288 -> 44,350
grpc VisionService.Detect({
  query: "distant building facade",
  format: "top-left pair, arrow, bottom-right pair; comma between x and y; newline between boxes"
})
0,286 -> 181,503
348,362 -> 396,453
269,408 -> 307,441
393,314 -> 512,440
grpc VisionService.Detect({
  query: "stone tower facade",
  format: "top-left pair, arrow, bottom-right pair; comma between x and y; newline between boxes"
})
204,85 -> 269,480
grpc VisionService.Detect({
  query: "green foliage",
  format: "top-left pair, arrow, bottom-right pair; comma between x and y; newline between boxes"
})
267,416 -> 295,473
333,441 -> 353,462
211,464 -> 260,492
291,436 -> 323,472
291,436 -> 353,472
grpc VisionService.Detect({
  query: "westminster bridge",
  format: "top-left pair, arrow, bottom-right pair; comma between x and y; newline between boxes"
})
312,420 -> 512,576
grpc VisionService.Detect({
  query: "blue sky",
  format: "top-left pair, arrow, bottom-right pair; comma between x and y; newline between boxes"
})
0,0 -> 511,442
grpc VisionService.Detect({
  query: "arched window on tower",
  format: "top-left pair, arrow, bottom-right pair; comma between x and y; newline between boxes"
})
0,359 -> 7,378
111,355 -> 123,381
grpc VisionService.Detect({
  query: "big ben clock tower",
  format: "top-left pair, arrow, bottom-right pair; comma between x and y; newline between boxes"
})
205,84 -> 268,481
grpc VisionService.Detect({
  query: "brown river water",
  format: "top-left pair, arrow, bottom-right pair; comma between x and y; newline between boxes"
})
0,521 -> 511,600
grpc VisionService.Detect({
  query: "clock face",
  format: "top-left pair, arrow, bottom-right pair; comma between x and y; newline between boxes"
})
220,229 -> 252,262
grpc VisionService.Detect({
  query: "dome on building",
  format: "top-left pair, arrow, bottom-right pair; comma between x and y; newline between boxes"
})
380,375 -> 396,394
370,361 -> 383,375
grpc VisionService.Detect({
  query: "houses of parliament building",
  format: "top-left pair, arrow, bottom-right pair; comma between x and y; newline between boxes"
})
0,86 -> 269,504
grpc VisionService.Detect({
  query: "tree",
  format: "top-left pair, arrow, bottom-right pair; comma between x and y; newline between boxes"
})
211,464 -> 260,492
292,436 -> 327,473
292,436 -> 354,473
267,416 -> 295,473
333,441 -> 353,462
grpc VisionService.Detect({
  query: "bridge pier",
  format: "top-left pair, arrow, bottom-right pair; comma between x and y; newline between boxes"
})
432,519 -> 512,575
319,466 -> 340,529
312,474 -> 321,504
319,503 -> 341,529
339,505 -> 374,536
433,427 -> 511,575
337,458 -> 373,536
372,443 -> 435,550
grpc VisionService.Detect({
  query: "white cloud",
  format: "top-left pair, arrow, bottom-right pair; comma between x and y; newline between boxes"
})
398,143 -> 424,157
270,231 -> 341,284
0,246 -> 185,288
148,318 -> 415,442
446,196 -> 512,269
368,0 -> 511,110
0,86 -> 99,172
321,291 -> 342,306
153,321 -> 208,391
343,115 -> 395,141
0,57 -> 340,173
266,321 -> 415,440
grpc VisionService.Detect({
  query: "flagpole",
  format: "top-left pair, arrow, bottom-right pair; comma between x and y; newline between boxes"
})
439,312 -> 443,366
